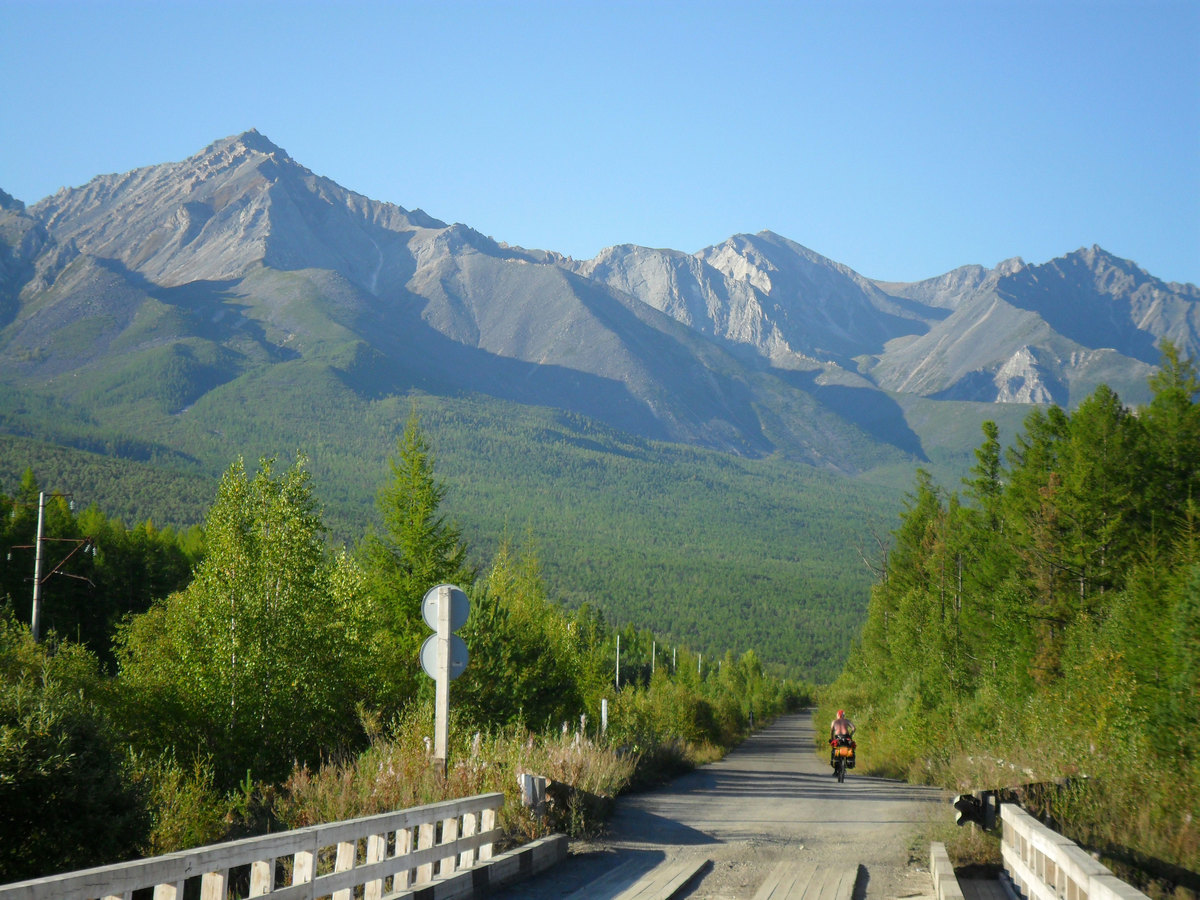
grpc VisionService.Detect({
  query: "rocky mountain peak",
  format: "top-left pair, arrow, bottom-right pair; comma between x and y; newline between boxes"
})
994,256 -> 1026,276
0,189 -> 24,212
226,128 -> 284,155
23,129 -> 440,292
192,129 -> 297,176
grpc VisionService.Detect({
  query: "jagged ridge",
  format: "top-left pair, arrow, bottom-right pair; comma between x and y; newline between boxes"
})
1,131 -> 1197,471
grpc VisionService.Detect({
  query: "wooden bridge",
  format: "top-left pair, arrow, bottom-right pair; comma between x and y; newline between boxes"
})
0,792 -> 562,900
0,786 -> 1155,900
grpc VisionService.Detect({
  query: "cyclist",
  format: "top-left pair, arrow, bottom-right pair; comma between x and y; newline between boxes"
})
829,709 -> 856,772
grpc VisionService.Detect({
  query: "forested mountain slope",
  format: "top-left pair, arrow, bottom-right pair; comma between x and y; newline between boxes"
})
1,131 -> 1197,677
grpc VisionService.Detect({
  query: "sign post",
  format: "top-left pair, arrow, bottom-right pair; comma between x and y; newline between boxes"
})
420,584 -> 469,776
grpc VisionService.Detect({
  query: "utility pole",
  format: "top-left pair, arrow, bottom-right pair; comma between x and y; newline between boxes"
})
615,634 -> 621,690
18,491 -> 96,644
30,492 -> 45,643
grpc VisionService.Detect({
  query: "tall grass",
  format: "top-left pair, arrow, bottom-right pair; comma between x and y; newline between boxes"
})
275,703 -> 636,841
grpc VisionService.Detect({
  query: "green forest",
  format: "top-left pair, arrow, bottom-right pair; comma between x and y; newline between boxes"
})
823,342 -> 1200,896
0,390 -> 909,681
0,410 -> 811,882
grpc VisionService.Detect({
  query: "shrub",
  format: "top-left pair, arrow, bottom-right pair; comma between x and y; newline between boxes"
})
0,619 -> 146,880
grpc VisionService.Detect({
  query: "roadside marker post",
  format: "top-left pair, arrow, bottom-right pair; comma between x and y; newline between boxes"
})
420,584 -> 469,775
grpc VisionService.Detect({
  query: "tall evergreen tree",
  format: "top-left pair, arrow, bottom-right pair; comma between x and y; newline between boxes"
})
1141,340 -> 1200,529
358,407 -> 475,714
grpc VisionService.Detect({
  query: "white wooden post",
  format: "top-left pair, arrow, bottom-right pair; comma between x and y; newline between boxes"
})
395,826 -> 413,889
479,806 -> 496,861
332,841 -> 356,900
200,871 -> 227,900
292,849 -> 315,887
364,832 -> 387,900
416,821 -> 437,883
460,811 -> 479,867
440,814 -> 459,874
249,859 -> 272,896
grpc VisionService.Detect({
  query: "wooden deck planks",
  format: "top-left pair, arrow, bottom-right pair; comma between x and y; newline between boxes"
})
563,856 -> 710,900
959,877 -> 1012,900
753,861 -> 859,900
613,858 -> 710,899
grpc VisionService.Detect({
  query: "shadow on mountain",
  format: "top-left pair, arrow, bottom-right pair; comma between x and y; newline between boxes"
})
566,271 -> 773,454
879,290 -> 953,325
996,272 -> 1161,365
344,275 -> 780,457
779,370 -> 927,460
94,260 -> 301,364
341,305 -> 679,446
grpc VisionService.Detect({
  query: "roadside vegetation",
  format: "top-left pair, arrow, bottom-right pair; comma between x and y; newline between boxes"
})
0,408 -> 810,882
822,342 -> 1200,898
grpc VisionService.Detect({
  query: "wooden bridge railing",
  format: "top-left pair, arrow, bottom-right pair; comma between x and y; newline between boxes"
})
0,792 -> 503,900
1001,802 -> 1148,900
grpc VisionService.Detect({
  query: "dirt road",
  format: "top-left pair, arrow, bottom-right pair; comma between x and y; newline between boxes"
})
490,711 -> 949,899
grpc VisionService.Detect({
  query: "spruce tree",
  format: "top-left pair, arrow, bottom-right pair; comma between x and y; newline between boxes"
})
359,407 -> 475,714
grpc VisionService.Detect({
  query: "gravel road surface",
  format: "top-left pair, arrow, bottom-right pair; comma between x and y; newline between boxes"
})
490,711 -> 949,899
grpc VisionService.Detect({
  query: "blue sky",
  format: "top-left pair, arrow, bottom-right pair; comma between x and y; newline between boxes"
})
3,0 -> 1197,284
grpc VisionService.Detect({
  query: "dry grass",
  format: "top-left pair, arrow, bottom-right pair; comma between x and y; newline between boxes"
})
274,714 -> 637,841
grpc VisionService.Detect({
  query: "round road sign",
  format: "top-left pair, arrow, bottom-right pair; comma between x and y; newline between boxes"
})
421,584 -> 470,632
420,633 -> 469,681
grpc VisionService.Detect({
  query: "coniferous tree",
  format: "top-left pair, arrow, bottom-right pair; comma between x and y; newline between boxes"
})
1141,340 -> 1200,528
358,407 -> 476,715
456,535 -> 584,730
826,343 -> 1200,880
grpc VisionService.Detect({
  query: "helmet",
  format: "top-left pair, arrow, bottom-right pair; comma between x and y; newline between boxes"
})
837,710 -> 845,718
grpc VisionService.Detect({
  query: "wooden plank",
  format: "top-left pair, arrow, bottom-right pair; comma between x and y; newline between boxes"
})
562,858 -> 647,900
754,861 -> 814,900
332,840 -> 357,900
613,858 -> 710,900
754,862 -> 858,900
249,859 -> 273,897
364,833 -> 387,900
561,856 -> 709,900
818,866 -> 858,900
959,878 -> 1013,900
439,815 -> 459,875
459,812 -> 478,868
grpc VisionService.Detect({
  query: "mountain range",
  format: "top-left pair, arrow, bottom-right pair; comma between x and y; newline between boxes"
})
4,130 -> 1195,473
1,130 -> 1196,675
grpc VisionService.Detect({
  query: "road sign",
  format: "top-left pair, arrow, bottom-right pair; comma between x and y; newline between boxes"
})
421,583 -> 470,773
420,633 -> 470,681
421,584 -> 470,632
